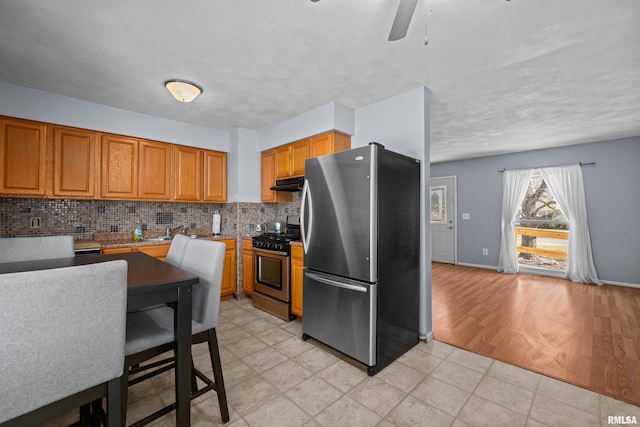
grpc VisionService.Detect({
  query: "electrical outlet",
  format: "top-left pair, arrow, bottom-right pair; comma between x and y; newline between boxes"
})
462,213 -> 470,220
482,248 -> 488,256
30,218 -> 41,229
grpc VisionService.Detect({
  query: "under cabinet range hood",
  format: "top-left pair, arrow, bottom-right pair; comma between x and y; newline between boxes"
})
270,176 -> 304,192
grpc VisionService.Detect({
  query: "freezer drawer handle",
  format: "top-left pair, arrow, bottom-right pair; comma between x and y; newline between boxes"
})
305,272 -> 368,293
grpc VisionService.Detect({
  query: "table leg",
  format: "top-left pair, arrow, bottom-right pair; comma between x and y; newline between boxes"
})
174,285 -> 192,426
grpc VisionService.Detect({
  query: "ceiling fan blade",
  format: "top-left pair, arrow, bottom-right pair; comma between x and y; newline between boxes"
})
388,0 -> 418,41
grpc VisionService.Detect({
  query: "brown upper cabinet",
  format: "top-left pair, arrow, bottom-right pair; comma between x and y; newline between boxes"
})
261,149 -> 292,203
309,131 -> 351,158
0,117 -> 47,196
50,126 -> 99,198
203,150 -> 227,202
100,134 -> 139,199
173,147 -> 227,202
1,116 -> 228,203
262,131 -> 350,202
173,145 -> 202,201
138,139 -> 172,200
276,139 -> 309,179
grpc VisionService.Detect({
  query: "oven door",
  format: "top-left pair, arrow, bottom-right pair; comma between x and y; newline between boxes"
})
253,248 -> 290,302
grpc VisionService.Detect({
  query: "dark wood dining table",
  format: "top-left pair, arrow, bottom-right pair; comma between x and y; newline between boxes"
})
0,251 -> 199,427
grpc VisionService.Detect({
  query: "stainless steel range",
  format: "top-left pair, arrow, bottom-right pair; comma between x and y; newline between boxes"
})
251,215 -> 300,321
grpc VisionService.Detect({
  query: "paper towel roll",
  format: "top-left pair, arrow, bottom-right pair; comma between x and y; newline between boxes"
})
212,211 -> 221,235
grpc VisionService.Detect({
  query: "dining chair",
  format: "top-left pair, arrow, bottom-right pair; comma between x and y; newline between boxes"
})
0,260 -> 128,426
122,236 -> 229,425
0,235 -> 75,262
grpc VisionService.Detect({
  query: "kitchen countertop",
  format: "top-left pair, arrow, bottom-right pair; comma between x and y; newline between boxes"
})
74,239 -> 101,251
93,229 -> 235,250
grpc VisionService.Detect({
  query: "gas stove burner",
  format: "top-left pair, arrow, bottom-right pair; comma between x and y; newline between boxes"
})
261,233 -> 300,240
252,233 -> 300,253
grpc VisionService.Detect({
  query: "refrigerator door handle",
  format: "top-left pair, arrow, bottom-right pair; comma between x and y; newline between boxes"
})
301,179 -> 313,254
305,271 -> 368,293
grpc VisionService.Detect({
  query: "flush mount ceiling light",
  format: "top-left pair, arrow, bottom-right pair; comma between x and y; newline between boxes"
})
164,79 -> 203,102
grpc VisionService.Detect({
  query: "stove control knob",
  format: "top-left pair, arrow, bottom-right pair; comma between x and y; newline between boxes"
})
265,242 -> 271,249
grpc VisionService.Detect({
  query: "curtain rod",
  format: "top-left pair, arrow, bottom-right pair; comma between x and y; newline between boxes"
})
497,161 -> 596,173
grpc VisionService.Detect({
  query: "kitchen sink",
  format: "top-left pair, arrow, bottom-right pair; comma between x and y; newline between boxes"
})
142,236 -> 174,242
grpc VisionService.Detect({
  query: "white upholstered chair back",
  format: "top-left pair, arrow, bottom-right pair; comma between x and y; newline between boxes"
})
0,236 -> 75,262
0,260 -> 128,423
165,235 -> 225,331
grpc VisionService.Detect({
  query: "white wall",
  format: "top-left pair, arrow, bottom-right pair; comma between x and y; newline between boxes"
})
258,102 -> 355,150
233,128 -> 261,203
353,87 -> 429,161
353,86 -> 432,340
0,82 -> 229,151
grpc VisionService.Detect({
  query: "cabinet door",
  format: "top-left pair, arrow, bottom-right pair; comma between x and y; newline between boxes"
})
242,242 -> 254,296
101,134 -> 138,199
291,245 -> 304,317
138,140 -> 171,200
101,247 -> 132,255
220,239 -> 236,300
137,244 -> 170,261
174,145 -> 202,201
52,126 -> 98,198
261,150 -> 291,202
0,118 -> 46,196
203,150 -> 227,202
275,145 -> 291,179
290,139 -> 309,177
309,131 -> 351,158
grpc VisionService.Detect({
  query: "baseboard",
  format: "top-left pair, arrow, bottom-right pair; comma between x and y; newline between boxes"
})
519,265 -> 565,279
453,262 -> 640,289
420,331 -> 435,341
455,262 -> 497,270
603,280 -> 640,289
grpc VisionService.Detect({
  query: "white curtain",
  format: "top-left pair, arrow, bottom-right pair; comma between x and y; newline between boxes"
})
498,169 -> 533,274
539,165 -> 602,285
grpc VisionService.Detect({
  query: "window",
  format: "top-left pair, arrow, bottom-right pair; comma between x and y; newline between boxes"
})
430,185 -> 446,224
514,174 -> 569,271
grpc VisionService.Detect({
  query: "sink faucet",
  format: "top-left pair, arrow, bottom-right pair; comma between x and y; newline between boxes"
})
166,224 -> 186,237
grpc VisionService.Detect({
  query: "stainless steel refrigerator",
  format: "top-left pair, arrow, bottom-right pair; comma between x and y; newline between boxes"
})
301,142 -> 420,375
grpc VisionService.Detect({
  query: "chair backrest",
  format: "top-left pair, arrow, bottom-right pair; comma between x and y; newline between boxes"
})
166,236 -> 225,330
0,236 -> 75,263
0,260 -> 128,423
166,234 -> 191,267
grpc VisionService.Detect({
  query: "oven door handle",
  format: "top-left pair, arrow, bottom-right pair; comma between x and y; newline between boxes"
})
253,247 -> 289,257
301,178 -> 313,254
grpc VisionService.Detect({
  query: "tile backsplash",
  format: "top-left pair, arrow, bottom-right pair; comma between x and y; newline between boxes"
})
0,193 -> 301,239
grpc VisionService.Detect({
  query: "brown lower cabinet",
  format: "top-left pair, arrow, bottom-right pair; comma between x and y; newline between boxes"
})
242,239 -> 254,296
101,245 -> 170,261
290,245 -> 304,317
101,238 -> 236,300
220,239 -> 236,300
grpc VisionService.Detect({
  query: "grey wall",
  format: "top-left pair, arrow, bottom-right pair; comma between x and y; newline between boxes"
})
430,136 -> 640,285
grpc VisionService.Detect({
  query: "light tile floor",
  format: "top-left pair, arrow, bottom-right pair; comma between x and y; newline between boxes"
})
43,297 -> 640,427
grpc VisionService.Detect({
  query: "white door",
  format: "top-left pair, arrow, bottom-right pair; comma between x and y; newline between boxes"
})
430,176 -> 456,264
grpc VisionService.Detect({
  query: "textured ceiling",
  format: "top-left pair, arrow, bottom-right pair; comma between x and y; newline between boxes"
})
0,0 -> 639,162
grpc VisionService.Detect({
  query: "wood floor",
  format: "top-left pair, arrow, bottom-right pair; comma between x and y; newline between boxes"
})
432,262 -> 640,407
